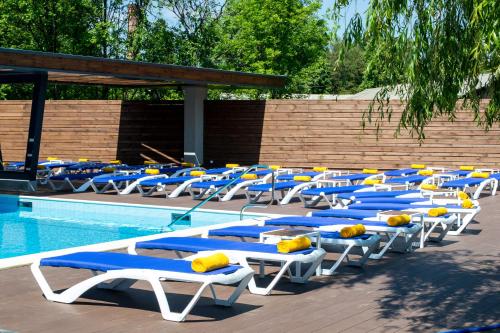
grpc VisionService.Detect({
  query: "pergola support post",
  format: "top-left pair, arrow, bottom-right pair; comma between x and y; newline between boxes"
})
183,86 -> 207,166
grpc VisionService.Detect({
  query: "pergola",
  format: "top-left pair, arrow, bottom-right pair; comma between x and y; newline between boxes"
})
0,48 -> 286,188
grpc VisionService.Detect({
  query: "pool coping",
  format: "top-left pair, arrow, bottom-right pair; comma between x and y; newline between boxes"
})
0,195 -> 288,270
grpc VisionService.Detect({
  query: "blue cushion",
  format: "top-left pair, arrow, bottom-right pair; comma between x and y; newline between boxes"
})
490,173 -> 500,180
386,175 -> 427,184
205,167 -> 231,175
319,231 -> 372,240
330,174 -> 370,181
49,172 -> 103,181
384,168 -> 418,177
159,166 -> 183,174
337,190 -> 420,200
209,226 -> 282,238
447,170 -> 472,177
191,179 -> 245,189
230,169 -> 271,179
277,172 -> 320,181
136,237 -> 314,255
40,252 -> 241,275
139,176 -> 194,186
442,178 -> 486,188
311,209 -> 377,219
92,173 -> 146,184
265,216 -> 415,228
247,181 -> 299,192
301,185 -> 368,196
354,197 -> 429,204
348,203 -> 464,210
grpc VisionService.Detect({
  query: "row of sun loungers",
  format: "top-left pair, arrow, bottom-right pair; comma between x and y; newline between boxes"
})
31,179 -> 482,321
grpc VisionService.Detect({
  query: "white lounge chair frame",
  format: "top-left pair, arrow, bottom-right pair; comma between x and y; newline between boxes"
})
31,258 -> 253,322
129,244 -> 326,296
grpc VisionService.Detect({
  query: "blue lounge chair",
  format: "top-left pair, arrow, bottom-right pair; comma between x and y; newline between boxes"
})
188,170 -> 274,201
31,251 -> 253,322
298,184 -> 372,208
441,175 -> 498,199
129,236 -> 326,295
262,216 -> 422,258
384,168 -> 419,177
206,224 -> 381,275
310,207 -> 456,243
46,172 -> 104,191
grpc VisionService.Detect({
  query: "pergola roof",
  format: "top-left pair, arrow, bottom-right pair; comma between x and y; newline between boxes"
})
0,48 -> 287,88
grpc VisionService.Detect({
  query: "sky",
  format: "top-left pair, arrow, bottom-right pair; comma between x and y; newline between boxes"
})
320,0 -> 369,35
159,0 -> 370,35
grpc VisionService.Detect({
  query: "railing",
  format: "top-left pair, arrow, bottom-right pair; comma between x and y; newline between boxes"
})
239,171 -> 276,220
164,164 -> 272,231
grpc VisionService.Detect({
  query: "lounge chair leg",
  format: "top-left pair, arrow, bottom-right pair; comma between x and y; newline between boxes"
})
321,244 -> 354,276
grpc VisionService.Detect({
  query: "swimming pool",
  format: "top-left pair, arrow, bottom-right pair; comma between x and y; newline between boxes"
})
0,195 -> 262,261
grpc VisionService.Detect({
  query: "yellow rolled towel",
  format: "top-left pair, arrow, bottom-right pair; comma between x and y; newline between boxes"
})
471,172 -> 490,178
411,164 -> 426,169
78,158 -> 89,162
294,175 -> 312,182
144,160 -> 157,165
269,165 -> 281,170
46,157 -> 58,161
313,166 -> 328,172
277,237 -> 311,253
226,163 -> 240,168
340,224 -> 366,238
418,170 -> 434,176
461,199 -> 474,209
362,168 -> 378,174
109,160 -> 121,165
181,162 -> 195,167
459,165 -> 474,171
37,165 -> 46,170
363,179 -> 382,185
428,207 -> 448,217
387,214 -> 412,226
241,173 -> 258,180
2,162 -> 9,166
145,168 -> 160,175
102,167 -> 116,173
458,191 -> 469,200
190,170 -> 206,177
421,184 -> 438,190
191,253 -> 230,273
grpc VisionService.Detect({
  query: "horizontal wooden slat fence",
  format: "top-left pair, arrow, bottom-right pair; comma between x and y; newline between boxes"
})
0,99 -> 498,170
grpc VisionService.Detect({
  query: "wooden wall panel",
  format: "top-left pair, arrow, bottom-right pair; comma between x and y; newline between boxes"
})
0,99 -> 498,170
205,99 -> 500,170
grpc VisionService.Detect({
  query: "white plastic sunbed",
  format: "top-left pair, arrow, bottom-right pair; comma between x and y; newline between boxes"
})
31,251 -> 253,322
206,224 -> 381,276
245,171 -> 342,205
129,236 -> 326,295
441,174 -> 499,199
261,216 -> 422,259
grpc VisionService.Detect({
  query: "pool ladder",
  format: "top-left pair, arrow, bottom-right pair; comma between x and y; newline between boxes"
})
165,164 -> 275,230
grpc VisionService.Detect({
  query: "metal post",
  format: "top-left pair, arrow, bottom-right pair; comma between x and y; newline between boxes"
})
24,72 -> 48,180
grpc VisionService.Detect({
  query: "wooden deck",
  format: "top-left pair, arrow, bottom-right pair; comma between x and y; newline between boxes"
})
0,191 -> 499,332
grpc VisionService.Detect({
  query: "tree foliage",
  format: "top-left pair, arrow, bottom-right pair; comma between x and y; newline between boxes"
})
332,0 -> 500,139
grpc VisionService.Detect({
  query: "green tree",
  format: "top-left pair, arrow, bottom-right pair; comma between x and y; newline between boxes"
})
214,0 -> 329,97
329,42 -> 366,94
332,0 -> 500,139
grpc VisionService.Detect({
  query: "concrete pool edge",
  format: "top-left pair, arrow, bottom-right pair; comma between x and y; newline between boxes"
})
0,195 -> 287,269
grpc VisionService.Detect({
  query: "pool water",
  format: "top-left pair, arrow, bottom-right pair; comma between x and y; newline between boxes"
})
0,195 -> 258,259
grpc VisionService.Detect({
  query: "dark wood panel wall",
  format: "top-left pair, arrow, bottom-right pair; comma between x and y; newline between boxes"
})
0,99 -> 498,170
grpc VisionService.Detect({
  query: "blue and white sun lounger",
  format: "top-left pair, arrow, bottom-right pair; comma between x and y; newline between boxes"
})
384,168 -> 419,177
441,176 -> 498,199
262,216 -> 421,259
206,224 -> 380,276
188,171 -> 274,201
31,251 -> 253,322
386,175 -> 428,186
46,172 -> 104,191
75,172 -> 150,194
310,208 -> 456,243
130,236 -> 326,295
298,184 -> 373,208
346,201 -> 480,236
